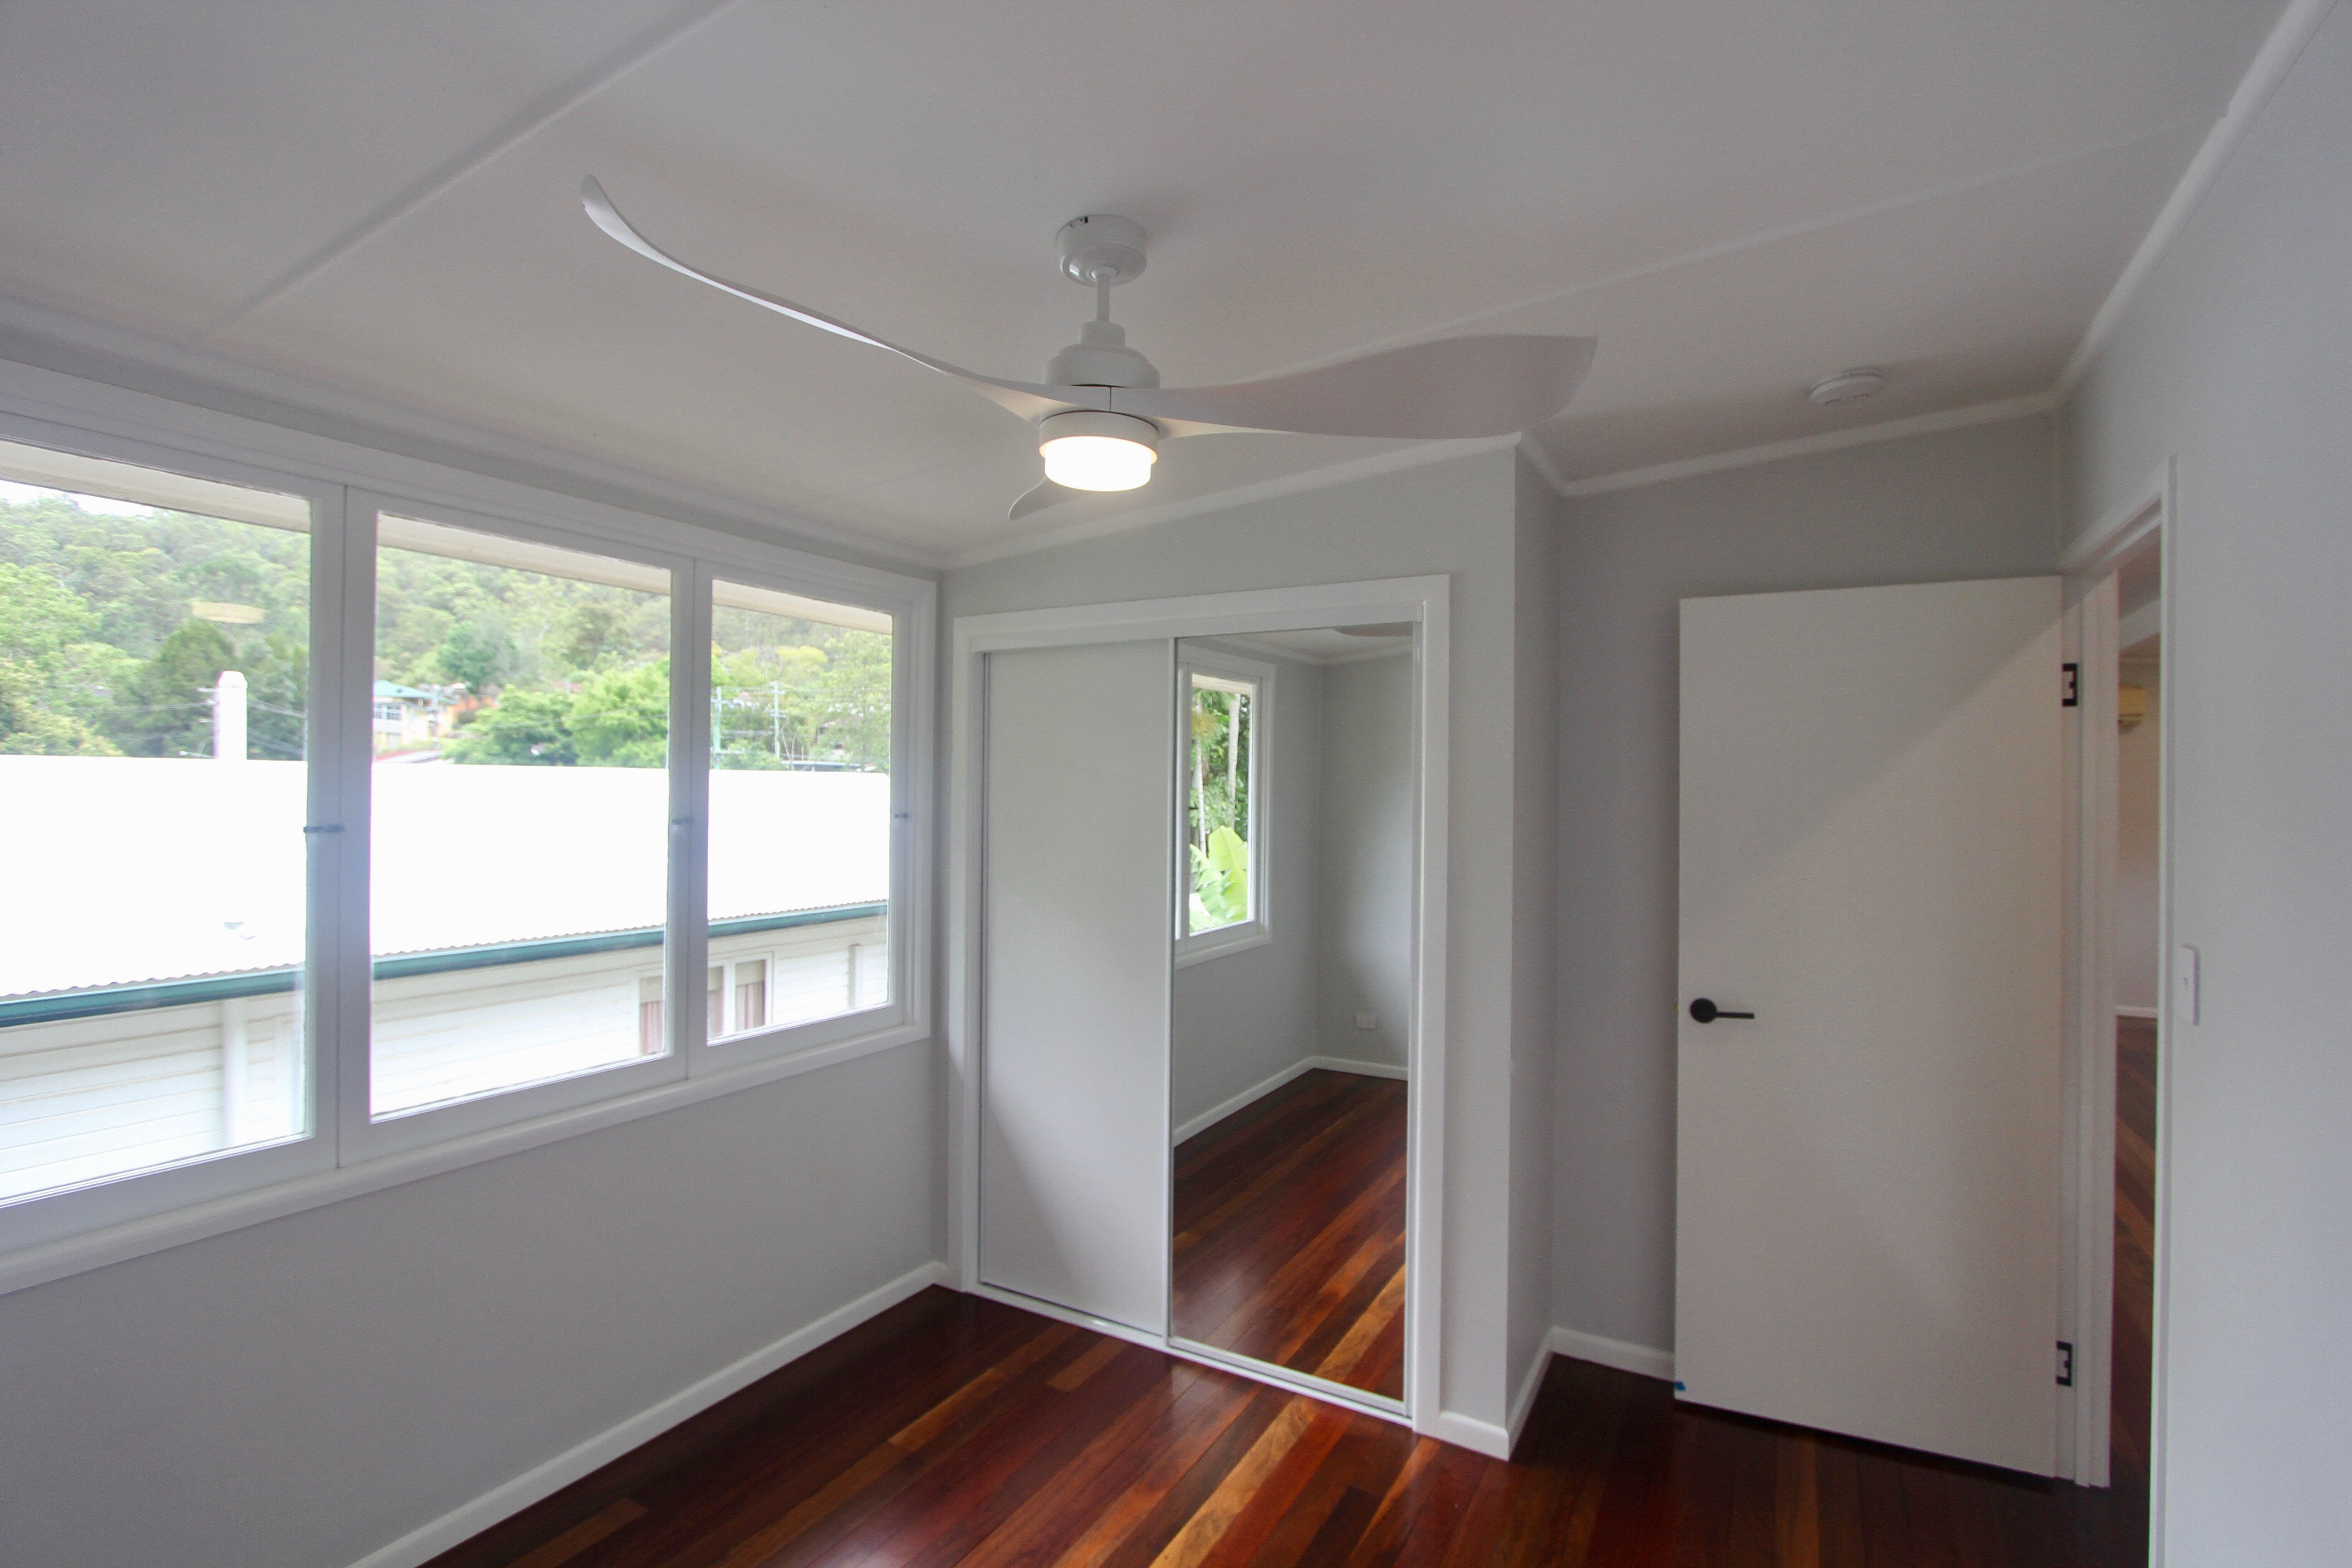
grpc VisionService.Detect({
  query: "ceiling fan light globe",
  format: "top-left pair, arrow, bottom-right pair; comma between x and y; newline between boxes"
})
1042,434 -> 1156,491
1036,409 -> 1160,491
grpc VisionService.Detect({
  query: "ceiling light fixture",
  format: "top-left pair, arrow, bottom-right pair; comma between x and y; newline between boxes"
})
1037,409 -> 1159,491
1809,368 -> 1886,406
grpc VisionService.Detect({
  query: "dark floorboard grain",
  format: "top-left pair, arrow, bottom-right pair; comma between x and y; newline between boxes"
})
428,1029 -> 2154,1568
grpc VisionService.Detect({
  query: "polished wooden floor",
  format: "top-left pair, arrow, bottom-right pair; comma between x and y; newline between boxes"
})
1171,1069 -> 1406,1400
2109,1017 -> 2157,1527
429,1029 -> 2152,1568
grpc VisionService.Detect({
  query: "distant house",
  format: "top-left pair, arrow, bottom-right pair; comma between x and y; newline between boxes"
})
371,679 -> 446,752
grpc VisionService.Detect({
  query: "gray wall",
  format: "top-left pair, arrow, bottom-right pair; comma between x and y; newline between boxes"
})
0,1044 -> 938,1568
1313,651 -> 1414,1071
1171,644 -> 1325,1132
2060,10 -> 2352,1558
1508,458 -> 1561,1404
1550,415 -> 2061,1353
946,445 -> 1543,1432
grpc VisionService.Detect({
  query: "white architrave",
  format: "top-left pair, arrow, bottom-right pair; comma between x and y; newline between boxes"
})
2057,458 -> 2174,1490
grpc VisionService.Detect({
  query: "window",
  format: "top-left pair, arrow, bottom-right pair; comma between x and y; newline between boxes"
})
369,514 -> 676,1118
0,416 -> 930,1265
0,438 -> 316,1202
1175,648 -> 1271,964
706,578 -> 893,1043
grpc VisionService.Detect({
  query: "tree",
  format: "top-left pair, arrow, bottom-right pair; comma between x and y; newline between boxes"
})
0,657 -> 118,755
570,661 -> 668,767
433,620 -> 510,695
555,601 -> 626,673
444,688 -> 578,765
1188,825 -> 1249,930
108,620 -> 235,757
0,559 -> 95,661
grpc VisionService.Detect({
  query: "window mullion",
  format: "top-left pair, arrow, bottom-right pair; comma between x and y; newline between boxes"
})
329,493 -> 380,1159
673,559 -> 714,1067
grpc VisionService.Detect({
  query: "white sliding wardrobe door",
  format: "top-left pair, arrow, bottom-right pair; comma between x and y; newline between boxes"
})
1677,576 -> 2063,1474
980,640 -> 1171,1333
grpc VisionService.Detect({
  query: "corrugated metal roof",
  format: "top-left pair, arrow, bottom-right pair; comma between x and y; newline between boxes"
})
0,757 -> 890,1000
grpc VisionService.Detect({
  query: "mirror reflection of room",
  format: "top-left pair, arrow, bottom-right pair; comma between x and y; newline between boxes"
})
1169,624 -> 1414,1399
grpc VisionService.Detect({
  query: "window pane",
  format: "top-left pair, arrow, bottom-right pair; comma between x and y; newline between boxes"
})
1186,676 -> 1253,935
370,514 -> 671,1117
0,440 -> 312,1199
708,579 -> 891,1036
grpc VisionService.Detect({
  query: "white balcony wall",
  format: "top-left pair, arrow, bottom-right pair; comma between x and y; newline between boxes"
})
1,914 -> 887,1197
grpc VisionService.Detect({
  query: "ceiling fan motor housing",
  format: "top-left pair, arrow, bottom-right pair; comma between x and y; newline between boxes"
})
1045,319 -> 1161,388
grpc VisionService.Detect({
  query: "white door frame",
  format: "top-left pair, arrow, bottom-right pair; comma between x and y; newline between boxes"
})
946,575 -> 1450,1434
2057,457 -> 2175,1490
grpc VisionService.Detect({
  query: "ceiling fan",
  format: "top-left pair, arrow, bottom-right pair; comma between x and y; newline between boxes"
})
581,177 -> 1596,519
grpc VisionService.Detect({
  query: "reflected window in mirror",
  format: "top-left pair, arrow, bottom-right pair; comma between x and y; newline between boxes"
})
1176,649 -> 1273,964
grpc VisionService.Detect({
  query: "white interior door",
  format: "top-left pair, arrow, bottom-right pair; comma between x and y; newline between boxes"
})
1676,577 -> 2063,1474
980,641 -> 1171,1333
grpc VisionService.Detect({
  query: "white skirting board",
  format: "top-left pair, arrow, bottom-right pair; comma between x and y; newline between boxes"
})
1171,1054 -> 1410,1143
344,1259 -> 951,1568
1426,1408 -> 1513,1460
1550,1325 -> 1676,1384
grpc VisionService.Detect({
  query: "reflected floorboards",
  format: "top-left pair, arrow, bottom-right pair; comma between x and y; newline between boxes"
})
1171,1068 -> 1407,1399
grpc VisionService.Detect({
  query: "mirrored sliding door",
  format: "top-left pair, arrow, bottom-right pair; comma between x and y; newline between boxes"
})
1167,626 -> 1416,1401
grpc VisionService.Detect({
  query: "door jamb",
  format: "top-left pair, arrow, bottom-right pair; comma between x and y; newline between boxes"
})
2057,457 -> 2174,1491
946,575 -> 1451,1438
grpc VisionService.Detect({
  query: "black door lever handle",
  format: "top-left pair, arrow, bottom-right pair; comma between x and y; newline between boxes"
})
1689,998 -> 1755,1024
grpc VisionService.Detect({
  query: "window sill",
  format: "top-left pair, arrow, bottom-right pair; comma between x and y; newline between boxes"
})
1175,923 -> 1271,970
0,1020 -> 930,1301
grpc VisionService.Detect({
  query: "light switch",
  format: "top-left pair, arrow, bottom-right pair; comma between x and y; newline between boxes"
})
2176,944 -> 2200,1025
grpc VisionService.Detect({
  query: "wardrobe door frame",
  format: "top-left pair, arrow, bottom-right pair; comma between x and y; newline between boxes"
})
947,576 -> 1450,1433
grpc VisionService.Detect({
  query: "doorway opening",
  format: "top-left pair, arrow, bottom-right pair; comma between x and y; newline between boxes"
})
2061,466 -> 2169,1539
2104,526 -> 2162,1549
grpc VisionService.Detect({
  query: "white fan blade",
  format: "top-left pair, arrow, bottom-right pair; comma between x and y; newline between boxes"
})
1008,477 -> 1083,520
582,176 -> 1092,423
1111,334 -> 1596,439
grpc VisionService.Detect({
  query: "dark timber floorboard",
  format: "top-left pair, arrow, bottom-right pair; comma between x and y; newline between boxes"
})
428,1029 -> 2153,1568
1171,1068 -> 1407,1400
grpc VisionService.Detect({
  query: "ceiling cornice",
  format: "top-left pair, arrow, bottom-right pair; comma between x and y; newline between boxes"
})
1543,392 -> 2053,502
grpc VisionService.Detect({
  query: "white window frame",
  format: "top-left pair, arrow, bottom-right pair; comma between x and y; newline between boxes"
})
1173,645 -> 1274,969
0,369 -> 934,1294
337,490 -> 697,1161
691,555 -> 929,1075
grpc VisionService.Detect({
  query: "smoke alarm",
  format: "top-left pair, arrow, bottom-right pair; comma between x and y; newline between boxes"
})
1809,368 -> 1886,406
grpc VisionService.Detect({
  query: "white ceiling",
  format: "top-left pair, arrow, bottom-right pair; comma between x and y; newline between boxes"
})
0,2 -> 2286,562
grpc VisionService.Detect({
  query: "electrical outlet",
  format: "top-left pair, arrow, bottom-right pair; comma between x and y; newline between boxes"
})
1355,1011 -> 1377,1031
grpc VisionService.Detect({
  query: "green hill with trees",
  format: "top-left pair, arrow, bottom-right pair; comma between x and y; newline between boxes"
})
1,492 -> 889,769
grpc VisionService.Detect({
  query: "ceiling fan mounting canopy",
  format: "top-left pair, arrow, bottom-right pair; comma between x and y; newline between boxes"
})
1057,213 -> 1147,287
578,176 -> 1595,519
